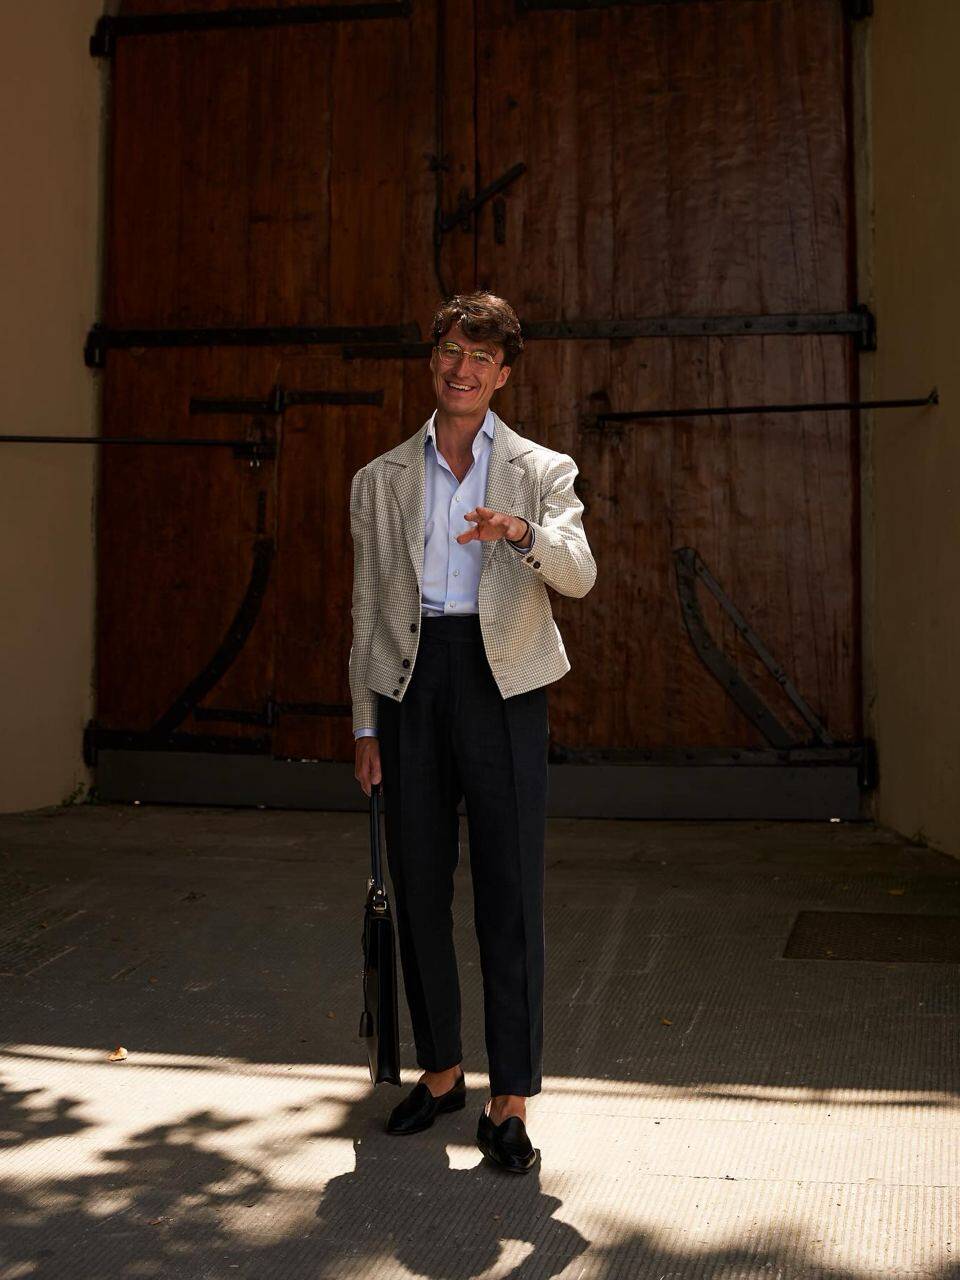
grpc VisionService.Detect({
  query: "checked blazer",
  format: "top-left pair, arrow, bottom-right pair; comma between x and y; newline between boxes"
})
348,411 -> 597,736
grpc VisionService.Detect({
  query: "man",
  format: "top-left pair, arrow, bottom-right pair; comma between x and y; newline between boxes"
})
349,291 -> 596,1172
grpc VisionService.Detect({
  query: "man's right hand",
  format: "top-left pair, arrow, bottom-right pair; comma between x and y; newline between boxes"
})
355,736 -> 382,797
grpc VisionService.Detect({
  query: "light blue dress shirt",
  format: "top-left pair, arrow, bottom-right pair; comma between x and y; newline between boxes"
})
354,410 -> 535,739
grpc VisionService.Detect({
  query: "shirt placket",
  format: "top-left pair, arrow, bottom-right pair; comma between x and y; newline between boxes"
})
442,455 -> 469,612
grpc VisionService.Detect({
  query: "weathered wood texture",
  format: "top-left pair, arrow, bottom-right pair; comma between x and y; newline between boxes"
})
97,0 -> 860,761
476,0 -> 859,749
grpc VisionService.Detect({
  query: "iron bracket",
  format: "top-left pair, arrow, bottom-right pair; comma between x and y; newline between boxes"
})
674,546 -> 834,750
437,164 -> 527,237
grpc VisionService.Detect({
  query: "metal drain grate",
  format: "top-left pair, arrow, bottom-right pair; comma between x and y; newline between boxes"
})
783,910 -> 960,963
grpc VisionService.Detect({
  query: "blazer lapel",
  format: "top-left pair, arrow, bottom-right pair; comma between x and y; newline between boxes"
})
481,414 -> 524,577
388,413 -> 528,588
389,425 -> 427,589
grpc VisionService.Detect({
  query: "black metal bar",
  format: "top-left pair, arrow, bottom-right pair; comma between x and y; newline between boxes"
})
83,322 -> 421,368
675,546 -> 834,749
522,310 -> 875,344
189,387 -> 385,415
599,388 -> 939,423
675,549 -> 798,749
151,537 -> 275,736
91,2 -> 412,57
341,309 -> 877,359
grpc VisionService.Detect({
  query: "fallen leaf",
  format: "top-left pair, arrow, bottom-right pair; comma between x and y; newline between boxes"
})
108,1046 -> 128,1062
326,1011 -> 336,1020
148,1216 -> 166,1226
887,888 -> 907,896
660,1018 -> 673,1026
148,976 -> 158,984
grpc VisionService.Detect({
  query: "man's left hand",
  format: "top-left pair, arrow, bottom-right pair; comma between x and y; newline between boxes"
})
457,507 -> 529,546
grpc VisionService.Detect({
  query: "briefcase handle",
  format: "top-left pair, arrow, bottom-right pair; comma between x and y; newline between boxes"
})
368,782 -> 388,912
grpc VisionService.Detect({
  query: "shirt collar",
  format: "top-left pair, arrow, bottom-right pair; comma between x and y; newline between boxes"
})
425,409 -> 495,455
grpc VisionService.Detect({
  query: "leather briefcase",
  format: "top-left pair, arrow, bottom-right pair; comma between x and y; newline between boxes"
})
358,781 -> 401,1086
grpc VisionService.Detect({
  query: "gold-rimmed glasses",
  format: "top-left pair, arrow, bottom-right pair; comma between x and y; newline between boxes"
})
435,339 -> 501,367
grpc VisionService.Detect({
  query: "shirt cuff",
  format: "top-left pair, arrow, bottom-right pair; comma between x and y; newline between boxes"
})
354,728 -> 377,739
506,521 -> 535,553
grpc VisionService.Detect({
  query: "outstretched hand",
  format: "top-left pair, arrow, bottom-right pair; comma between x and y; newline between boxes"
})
456,507 -> 528,545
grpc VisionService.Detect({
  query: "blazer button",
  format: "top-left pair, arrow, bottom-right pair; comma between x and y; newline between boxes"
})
526,556 -> 534,564
393,689 -> 400,697
410,623 -> 418,632
402,659 -> 410,668
398,676 -> 405,683
533,560 -> 541,568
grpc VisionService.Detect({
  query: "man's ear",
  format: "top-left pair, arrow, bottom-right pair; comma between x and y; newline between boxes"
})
495,363 -> 512,391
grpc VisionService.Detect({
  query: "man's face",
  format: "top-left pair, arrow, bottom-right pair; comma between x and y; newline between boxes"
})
430,323 -> 512,420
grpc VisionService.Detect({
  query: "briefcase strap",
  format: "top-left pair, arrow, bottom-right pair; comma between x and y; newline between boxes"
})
368,782 -> 388,911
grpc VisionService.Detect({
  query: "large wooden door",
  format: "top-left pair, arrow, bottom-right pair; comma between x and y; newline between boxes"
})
92,0 -> 865,812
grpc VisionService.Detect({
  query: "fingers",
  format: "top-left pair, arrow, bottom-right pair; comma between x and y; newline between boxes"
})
460,509 -> 511,541
355,739 -> 382,797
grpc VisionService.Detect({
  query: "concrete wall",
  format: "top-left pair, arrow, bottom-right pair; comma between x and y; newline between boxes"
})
864,1 -> 960,854
0,6 -> 104,812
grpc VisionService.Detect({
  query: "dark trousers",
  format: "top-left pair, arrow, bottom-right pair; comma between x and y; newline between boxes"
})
377,613 -> 549,1097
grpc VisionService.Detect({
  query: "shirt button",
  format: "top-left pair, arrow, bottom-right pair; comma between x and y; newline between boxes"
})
453,569 -> 460,577
410,623 -> 417,632
455,496 -> 461,503
402,659 -> 410,668
449,602 -> 457,610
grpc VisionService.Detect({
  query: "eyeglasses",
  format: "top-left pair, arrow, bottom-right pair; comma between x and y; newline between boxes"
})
435,340 -> 501,368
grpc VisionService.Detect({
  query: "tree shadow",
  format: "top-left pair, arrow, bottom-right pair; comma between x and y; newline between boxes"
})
2,1077 -> 959,1279
310,1093 -> 588,1280
0,1075 -> 89,1149
0,1084 -> 587,1280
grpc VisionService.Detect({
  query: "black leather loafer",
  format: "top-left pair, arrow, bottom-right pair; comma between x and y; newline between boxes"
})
476,1109 -> 538,1173
385,1071 -> 466,1135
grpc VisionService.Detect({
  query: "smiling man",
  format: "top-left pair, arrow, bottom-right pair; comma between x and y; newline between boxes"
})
349,291 -> 596,1173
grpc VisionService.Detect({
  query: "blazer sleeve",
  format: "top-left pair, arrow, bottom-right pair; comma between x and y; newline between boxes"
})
348,465 -> 380,736
517,453 -> 597,599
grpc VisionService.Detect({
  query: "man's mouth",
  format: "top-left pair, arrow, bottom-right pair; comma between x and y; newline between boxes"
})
444,379 -> 477,393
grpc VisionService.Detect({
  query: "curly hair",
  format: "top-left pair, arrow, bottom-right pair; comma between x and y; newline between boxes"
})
430,291 -> 523,366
